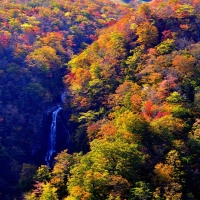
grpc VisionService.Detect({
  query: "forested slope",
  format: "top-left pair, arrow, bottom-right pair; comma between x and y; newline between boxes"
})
26,0 -> 200,199
0,0 -> 129,198
1,0 -> 200,199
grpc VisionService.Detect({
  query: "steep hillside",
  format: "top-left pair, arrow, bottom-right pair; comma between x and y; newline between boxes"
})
0,0 -> 129,199
24,0 -> 200,199
1,0 -> 200,199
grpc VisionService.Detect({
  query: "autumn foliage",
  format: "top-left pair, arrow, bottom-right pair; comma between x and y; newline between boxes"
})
1,0 -> 200,199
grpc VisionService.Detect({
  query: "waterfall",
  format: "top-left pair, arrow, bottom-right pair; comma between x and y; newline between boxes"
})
45,91 -> 69,166
45,106 -> 62,166
61,91 -> 67,103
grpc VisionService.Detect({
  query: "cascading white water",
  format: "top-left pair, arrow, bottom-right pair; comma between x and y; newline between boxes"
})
45,106 -> 62,166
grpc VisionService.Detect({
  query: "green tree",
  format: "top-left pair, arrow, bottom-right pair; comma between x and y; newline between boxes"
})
26,46 -> 61,72
188,119 -> 200,151
166,92 -> 183,103
67,137 -> 144,199
40,182 -> 58,200
150,115 -> 184,142
156,39 -> 175,55
34,165 -> 51,182
136,22 -> 158,47
129,181 -> 152,200
175,4 -> 195,18
115,110 -> 147,135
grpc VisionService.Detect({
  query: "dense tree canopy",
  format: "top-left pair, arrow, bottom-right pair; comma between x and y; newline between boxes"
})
1,0 -> 200,199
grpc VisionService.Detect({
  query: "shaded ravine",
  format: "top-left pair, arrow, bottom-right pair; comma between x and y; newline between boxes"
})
44,90 -> 70,166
